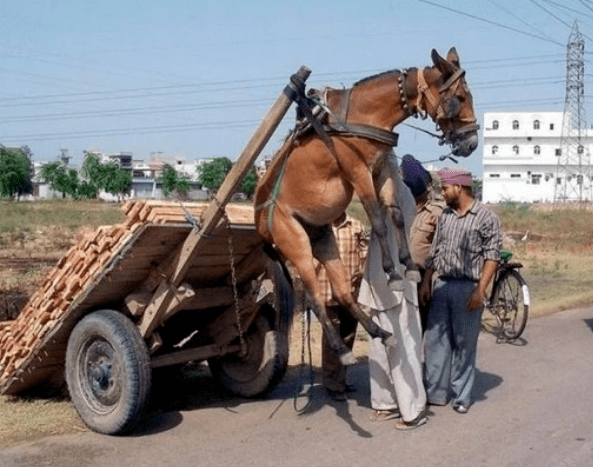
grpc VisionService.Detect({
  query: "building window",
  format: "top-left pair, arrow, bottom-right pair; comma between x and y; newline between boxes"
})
513,145 -> 520,155
512,120 -> 519,130
492,120 -> 499,130
531,174 -> 542,185
534,120 -> 540,130
489,174 -> 500,178
534,145 -> 541,155
511,174 -> 521,178
492,145 -> 498,155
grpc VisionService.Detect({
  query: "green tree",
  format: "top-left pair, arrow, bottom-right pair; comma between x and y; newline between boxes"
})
197,157 -> 232,192
102,164 -> 131,201
0,147 -> 33,200
38,162 -> 80,198
158,164 -> 191,199
241,169 -> 257,199
82,153 -> 131,201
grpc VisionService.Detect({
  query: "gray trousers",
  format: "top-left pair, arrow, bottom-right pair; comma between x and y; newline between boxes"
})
423,278 -> 483,408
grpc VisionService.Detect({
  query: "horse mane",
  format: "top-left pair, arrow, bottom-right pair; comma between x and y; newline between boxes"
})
353,69 -> 401,87
352,67 -> 419,87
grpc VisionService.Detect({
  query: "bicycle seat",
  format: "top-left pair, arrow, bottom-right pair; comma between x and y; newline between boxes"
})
499,250 -> 513,261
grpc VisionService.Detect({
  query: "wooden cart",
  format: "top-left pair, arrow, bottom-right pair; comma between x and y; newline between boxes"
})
0,66 -> 311,435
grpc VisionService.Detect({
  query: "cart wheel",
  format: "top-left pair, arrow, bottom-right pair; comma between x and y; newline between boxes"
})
208,314 -> 286,398
65,309 -> 151,435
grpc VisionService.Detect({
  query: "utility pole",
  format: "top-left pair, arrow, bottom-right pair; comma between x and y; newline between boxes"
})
555,21 -> 592,205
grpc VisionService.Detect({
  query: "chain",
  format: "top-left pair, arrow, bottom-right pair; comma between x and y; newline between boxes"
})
215,198 -> 246,356
293,303 -> 314,413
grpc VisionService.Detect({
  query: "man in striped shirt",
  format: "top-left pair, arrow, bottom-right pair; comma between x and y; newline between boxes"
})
419,167 -> 502,414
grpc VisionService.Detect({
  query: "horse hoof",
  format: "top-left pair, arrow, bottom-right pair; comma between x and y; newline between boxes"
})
405,270 -> 421,283
339,351 -> 357,366
382,335 -> 398,348
388,278 -> 404,292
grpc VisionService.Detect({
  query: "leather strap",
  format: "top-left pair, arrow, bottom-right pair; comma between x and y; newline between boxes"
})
325,123 -> 399,147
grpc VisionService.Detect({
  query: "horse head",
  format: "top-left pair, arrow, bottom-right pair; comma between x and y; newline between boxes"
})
415,48 -> 479,157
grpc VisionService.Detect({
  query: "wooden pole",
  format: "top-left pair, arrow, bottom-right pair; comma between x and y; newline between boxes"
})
137,66 -> 311,337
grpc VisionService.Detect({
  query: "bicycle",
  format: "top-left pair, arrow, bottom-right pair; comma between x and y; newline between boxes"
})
483,250 -> 530,342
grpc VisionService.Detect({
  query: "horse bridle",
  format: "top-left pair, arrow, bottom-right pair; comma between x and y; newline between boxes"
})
398,67 -> 479,148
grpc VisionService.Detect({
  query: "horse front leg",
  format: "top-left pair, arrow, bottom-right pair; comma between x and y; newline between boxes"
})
354,188 -> 403,285
376,154 -> 421,289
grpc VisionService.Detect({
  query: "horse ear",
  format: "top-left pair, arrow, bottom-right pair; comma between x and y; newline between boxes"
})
446,47 -> 461,68
431,49 -> 456,75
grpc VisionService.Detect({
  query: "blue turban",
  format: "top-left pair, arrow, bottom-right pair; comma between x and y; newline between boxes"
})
401,154 -> 432,198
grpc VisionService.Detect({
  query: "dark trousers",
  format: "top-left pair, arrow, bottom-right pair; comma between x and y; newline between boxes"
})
322,304 -> 358,392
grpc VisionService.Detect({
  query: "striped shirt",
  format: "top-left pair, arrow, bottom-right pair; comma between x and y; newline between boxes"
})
316,216 -> 368,305
426,199 -> 502,281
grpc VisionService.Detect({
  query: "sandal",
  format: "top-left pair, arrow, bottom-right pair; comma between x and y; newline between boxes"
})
369,409 -> 400,422
394,413 -> 428,431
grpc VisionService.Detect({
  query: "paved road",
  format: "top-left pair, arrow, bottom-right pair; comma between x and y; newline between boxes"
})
2,306 -> 593,467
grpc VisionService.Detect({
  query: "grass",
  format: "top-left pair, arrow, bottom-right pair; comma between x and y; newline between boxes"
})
1,198 -> 593,448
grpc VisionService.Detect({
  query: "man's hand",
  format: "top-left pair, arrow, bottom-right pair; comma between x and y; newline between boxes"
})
467,287 -> 486,311
419,268 -> 434,307
466,259 -> 498,311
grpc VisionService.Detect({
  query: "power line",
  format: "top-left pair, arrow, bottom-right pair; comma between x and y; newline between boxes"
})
487,0 -> 558,43
528,0 -> 573,29
545,0 -> 593,20
529,0 -> 593,44
416,0 -> 564,46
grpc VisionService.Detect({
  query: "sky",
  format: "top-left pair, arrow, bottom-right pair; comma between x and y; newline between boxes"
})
1,0 -> 592,177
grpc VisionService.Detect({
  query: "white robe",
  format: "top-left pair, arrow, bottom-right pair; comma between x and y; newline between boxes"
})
358,179 -> 426,422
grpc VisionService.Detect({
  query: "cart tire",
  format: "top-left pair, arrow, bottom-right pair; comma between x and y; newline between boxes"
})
208,314 -> 285,398
65,309 -> 151,435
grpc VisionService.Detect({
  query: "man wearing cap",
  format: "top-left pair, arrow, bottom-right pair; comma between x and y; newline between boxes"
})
400,155 -> 445,332
419,167 -> 502,414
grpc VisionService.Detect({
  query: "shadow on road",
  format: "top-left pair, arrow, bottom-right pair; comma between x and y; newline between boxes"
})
140,360 -> 374,438
133,358 -> 503,438
472,368 -> 503,403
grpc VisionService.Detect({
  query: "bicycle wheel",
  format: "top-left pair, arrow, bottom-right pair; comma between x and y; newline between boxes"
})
492,269 -> 530,340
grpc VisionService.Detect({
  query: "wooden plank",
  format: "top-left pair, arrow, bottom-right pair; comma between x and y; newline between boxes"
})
136,66 -> 310,338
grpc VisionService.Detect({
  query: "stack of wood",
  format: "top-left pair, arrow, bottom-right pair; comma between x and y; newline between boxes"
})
0,200 -> 254,392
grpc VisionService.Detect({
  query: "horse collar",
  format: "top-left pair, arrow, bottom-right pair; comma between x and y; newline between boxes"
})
397,71 -> 416,118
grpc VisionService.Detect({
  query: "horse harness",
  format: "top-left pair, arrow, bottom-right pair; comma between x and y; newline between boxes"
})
398,67 -> 479,147
258,66 -> 478,231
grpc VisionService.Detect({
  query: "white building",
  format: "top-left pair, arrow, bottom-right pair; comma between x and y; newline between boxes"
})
482,111 -> 593,203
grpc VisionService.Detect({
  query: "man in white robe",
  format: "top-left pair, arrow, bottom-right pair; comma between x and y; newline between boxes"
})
358,162 -> 427,430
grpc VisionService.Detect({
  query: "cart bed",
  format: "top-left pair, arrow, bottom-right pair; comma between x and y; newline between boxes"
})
0,200 -> 261,395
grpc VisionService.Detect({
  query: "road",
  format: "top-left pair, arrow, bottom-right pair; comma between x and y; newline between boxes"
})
1,306 -> 593,467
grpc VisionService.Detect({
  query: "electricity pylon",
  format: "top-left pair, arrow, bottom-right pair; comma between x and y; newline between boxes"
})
555,21 -> 592,204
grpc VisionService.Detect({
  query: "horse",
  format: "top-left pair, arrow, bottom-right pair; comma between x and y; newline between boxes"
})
254,48 -> 479,364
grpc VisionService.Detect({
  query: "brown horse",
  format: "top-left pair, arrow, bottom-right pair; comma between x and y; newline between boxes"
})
254,48 -> 478,364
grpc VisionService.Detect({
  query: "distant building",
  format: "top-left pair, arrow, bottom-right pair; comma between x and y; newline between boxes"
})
482,111 -> 593,203
32,149 -> 211,201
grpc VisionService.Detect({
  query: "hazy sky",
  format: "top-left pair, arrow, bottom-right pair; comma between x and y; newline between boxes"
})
1,0 -> 589,176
